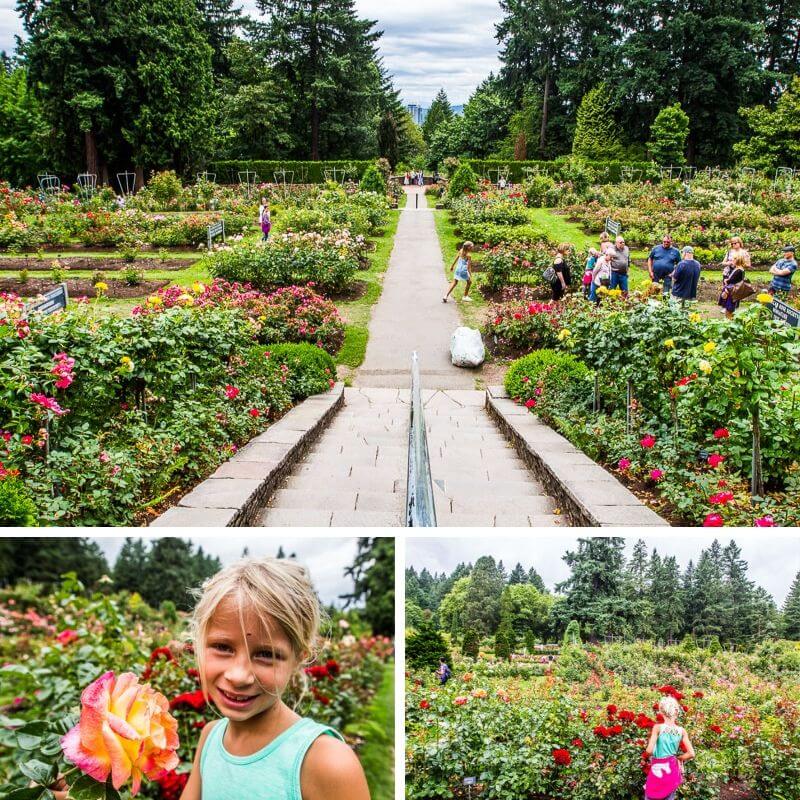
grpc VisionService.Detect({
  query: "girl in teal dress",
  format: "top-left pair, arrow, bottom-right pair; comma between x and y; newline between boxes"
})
643,696 -> 695,800
179,558 -> 370,800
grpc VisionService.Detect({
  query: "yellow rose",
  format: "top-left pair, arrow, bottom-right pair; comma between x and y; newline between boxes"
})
689,312 -> 702,323
94,281 -> 109,293
146,295 -> 163,307
699,359 -> 712,374
757,293 -> 773,304
703,341 -> 716,353
178,294 -> 194,305
192,282 -> 206,294
664,338 -> 675,349
557,328 -> 572,341
120,356 -> 134,372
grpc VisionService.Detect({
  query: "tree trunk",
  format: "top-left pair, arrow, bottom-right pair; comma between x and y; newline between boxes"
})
539,70 -> 551,157
101,163 -> 109,187
135,165 -> 145,193
84,131 -> 99,176
311,98 -> 320,161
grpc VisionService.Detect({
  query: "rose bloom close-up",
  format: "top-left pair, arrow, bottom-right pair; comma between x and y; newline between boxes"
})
201,596 -> 299,723
61,671 -> 179,795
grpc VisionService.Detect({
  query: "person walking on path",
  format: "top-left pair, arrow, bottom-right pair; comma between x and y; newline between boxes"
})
437,658 -> 452,685
769,244 -> 797,296
549,243 -> 572,301
608,235 -> 631,295
258,197 -> 271,242
670,246 -> 701,303
443,241 -> 474,303
643,696 -> 695,800
648,234 -> 681,295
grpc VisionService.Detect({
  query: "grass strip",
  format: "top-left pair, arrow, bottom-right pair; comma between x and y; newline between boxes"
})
346,663 -> 394,800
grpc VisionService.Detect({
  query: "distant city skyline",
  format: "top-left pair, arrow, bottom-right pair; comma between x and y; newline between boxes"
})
0,0 -> 503,105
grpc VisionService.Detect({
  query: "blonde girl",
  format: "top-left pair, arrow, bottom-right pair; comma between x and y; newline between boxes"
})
644,696 -> 695,800
443,240 -> 474,303
179,558 -> 369,800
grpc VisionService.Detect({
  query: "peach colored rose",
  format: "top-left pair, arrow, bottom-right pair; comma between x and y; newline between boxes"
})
61,671 -> 179,795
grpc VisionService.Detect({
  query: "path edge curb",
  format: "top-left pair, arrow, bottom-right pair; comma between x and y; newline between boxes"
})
485,386 -> 669,527
150,383 -> 345,528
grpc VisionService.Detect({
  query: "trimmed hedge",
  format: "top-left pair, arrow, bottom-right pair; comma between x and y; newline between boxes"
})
209,160 -> 374,185
464,159 -> 661,184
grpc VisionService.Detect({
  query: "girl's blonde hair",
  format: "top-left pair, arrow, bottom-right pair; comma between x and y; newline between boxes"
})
599,231 -> 610,242
732,254 -> 747,268
460,241 -> 474,255
658,696 -> 682,719
557,242 -> 571,256
189,557 -> 323,693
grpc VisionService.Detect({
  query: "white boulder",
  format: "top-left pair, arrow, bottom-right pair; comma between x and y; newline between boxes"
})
451,326 -> 485,368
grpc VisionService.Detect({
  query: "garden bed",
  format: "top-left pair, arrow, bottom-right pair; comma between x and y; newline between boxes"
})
0,276 -> 170,297
0,257 -> 196,271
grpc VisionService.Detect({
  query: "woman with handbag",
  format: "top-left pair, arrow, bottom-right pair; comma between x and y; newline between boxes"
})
548,243 -> 572,301
718,253 -> 751,318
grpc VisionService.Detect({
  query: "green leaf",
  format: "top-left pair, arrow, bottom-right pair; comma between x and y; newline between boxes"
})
19,760 -> 57,785
67,775 -> 121,800
1,788 -> 50,800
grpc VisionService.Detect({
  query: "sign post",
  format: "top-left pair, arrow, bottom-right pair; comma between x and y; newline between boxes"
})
463,777 -> 476,799
26,283 -> 69,316
207,220 -> 225,251
605,217 -> 621,237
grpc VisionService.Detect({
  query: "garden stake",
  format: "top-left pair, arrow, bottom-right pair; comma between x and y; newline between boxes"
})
751,403 -> 763,497
625,380 -> 632,435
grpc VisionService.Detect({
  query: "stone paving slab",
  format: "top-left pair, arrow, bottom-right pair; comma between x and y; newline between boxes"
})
150,383 -> 345,527
356,187 -> 476,389
330,510 -> 404,527
259,508 -> 334,526
485,386 -> 668,527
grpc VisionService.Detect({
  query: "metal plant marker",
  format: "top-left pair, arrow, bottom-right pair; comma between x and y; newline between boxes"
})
196,172 -> 216,183
38,173 -> 61,195
116,171 -> 136,196
77,173 -> 97,199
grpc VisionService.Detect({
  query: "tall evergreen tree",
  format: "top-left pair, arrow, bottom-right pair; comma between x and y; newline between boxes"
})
572,83 -> 622,159
462,556 -> 505,636
0,538 -> 108,588
256,0 -> 386,159
650,554 -> 684,641
377,111 -> 400,168
508,563 -> 527,585
783,570 -> 800,639
113,538 -> 150,594
527,566 -> 546,591
422,88 -> 453,143
195,0 -> 243,75
341,538 -> 394,636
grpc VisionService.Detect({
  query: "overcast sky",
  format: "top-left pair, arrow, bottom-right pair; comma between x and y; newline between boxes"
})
407,535 -> 800,606
0,0 -> 503,105
82,535 -> 365,607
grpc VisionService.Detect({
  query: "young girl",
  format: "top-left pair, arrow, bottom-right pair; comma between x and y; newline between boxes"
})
583,247 -> 599,298
644,696 -> 695,800
179,557 -> 370,800
258,198 -> 271,242
443,241 -> 473,303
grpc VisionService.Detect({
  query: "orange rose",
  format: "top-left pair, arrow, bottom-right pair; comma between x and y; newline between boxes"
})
61,671 -> 179,795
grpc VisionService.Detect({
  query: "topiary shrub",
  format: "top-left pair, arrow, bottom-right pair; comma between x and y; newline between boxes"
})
504,349 -> 591,414
359,164 -> 387,195
446,163 -> 478,199
0,477 -> 38,526
406,617 -> 449,671
494,628 -> 511,661
563,619 -> 582,646
252,342 -> 336,400
708,635 -> 723,655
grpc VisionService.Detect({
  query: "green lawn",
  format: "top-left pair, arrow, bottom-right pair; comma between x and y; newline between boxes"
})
346,663 -> 394,800
334,205 -> 403,380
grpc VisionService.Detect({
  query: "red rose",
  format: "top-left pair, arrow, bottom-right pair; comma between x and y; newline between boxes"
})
713,427 -> 730,439
419,700 -> 430,709
552,748 -> 572,766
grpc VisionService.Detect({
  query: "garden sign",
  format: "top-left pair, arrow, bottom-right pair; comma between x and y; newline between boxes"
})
26,283 -> 68,316
772,297 -> 799,328
207,219 -> 225,251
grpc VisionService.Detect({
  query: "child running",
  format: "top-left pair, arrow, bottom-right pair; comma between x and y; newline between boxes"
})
443,241 -> 474,303
643,696 -> 695,800
178,557 -> 370,800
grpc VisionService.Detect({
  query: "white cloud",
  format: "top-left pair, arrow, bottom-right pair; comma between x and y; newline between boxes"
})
407,535 -> 800,606
0,0 -> 504,105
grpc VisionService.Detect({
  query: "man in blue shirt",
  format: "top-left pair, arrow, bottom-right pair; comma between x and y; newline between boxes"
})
648,234 -> 681,295
769,245 -> 797,295
671,246 -> 701,303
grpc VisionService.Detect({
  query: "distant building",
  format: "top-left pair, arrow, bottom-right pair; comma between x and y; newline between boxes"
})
405,104 -> 429,125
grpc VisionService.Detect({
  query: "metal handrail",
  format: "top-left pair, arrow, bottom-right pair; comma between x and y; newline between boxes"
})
406,352 -> 437,526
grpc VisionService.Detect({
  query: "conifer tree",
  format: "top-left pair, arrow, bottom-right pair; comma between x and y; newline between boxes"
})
508,563 -> 527,584
377,111 -> 400,168
462,628 -> 480,659
647,102 -> 690,166
406,616 -> 449,671
571,83 -> 622,160
422,88 -> 453,143
113,538 -> 150,593
783,570 -> 800,640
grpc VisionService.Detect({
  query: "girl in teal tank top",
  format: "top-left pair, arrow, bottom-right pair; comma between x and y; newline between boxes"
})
644,696 -> 695,800
179,557 -> 371,800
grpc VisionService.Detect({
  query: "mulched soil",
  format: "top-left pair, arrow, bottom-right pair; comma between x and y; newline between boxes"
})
719,781 -> 756,800
1,277 -> 169,298
12,243 -> 200,253
0,257 -> 196,272
330,280 -> 369,301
